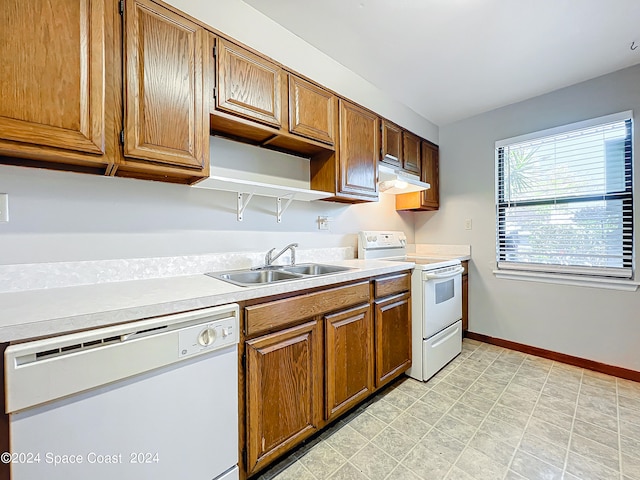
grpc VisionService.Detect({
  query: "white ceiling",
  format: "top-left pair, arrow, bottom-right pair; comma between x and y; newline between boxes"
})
243,0 -> 640,126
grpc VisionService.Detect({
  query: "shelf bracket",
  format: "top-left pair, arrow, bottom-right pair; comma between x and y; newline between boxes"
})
237,192 -> 254,222
276,194 -> 295,223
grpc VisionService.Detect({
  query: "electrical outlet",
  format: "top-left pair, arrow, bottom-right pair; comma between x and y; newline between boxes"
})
317,216 -> 330,230
0,194 -> 8,222
464,218 -> 472,230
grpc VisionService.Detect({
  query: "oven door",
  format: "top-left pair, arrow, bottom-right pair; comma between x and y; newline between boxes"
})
422,267 -> 463,338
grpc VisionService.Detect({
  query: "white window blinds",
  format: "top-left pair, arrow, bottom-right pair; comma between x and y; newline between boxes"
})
496,112 -> 633,278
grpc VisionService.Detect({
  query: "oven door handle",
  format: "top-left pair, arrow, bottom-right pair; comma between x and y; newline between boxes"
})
424,266 -> 465,280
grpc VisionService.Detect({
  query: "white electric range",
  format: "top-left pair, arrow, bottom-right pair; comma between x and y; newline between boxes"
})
358,231 -> 464,381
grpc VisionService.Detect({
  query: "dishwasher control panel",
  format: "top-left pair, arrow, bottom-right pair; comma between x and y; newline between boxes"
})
178,315 -> 238,358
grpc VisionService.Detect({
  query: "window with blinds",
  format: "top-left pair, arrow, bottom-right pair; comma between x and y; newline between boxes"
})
496,112 -> 633,278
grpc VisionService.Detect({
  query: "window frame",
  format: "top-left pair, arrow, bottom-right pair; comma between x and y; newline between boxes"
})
494,111 -> 635,284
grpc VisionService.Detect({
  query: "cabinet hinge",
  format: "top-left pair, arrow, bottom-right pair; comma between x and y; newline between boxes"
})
241,352 -> 246,369
212,86 -> 217,100
120,129 -> 125,145
119,0 -> 124,15
213,45 -> 217,58
380,148 -> 383,158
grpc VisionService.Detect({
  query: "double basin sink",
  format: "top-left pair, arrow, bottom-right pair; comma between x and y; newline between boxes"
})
209,263 -> 352,287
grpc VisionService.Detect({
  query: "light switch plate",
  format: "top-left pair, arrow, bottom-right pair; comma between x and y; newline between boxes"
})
464,218 -> 472,230
0,194 -> 8,222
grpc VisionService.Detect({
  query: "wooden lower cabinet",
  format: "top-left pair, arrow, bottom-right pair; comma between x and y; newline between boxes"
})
324,304 -> 373,421
242,273 -> 412,478
462,260 -> 469,334
245,320 -> 323,476
374,292 -> 412,387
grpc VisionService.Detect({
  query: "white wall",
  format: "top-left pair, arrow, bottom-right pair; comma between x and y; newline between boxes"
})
415,64 -> 640,371
165,0 -> 438,143
0,151 -> 413,264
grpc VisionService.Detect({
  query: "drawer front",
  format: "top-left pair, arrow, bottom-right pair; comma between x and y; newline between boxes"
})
246,282 -> 370,337
373,272 -> 411,298
423,320 -> 462,381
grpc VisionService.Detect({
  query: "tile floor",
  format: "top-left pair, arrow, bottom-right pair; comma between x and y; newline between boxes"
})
254,339 -> 640,480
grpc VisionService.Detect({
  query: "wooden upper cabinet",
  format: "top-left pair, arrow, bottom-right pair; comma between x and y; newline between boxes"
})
0,0 -> 110,168
402,131 -> 421,175
380,120 -> 402,168
396,140 -> 439,211
288,75 -> 336,145
324,304 -> 373,421
215,38 -> 282,128
245,320 -> 322,476
123,0 -> 208,173
421,141 -> 439,209
337,100 -> 379,200
381,120 -> 422,176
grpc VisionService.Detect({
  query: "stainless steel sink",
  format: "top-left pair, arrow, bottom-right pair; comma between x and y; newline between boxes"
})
281,263 -> 352,276
213,269 -> 303,287
208,263 -> 352,287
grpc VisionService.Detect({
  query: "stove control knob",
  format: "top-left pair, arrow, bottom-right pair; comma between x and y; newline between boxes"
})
198,327 -> 217,346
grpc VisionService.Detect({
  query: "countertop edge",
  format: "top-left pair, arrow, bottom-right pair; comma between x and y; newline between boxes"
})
0,261 -> 415,343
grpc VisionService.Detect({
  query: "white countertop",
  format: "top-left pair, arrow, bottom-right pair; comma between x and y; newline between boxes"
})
0,259 -> 415,343
411,243 -> 471,262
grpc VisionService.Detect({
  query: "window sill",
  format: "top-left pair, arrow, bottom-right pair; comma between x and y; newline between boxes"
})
493,269 -> 639,291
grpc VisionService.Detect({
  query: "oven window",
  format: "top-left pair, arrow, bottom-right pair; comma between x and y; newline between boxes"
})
435,279 -> 455,304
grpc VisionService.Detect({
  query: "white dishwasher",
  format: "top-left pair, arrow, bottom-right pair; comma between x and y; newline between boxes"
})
4,304 -> 240,480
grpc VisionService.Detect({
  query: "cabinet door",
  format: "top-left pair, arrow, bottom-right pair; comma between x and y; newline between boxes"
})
380,120 -> 402,168
375,292 -> 412,387
338,100 -> 379,200
420,141 -> 439,209
402,131 -> 421,175
124,0 -> 208,171
246,320 -> 322,475
288,75 -> 336,145
395,140 -> 439,211
0,0 -> 107,163
325,304 -> 373,421
216,38 -> 282,128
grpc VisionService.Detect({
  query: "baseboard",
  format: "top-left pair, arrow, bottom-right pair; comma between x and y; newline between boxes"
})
465,331 -> 640,383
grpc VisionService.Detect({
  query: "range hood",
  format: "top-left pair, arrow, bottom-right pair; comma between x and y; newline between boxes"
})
378,163 -> 430,194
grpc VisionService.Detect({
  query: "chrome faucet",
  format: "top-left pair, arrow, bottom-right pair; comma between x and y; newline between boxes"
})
265,243 -> 298,267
